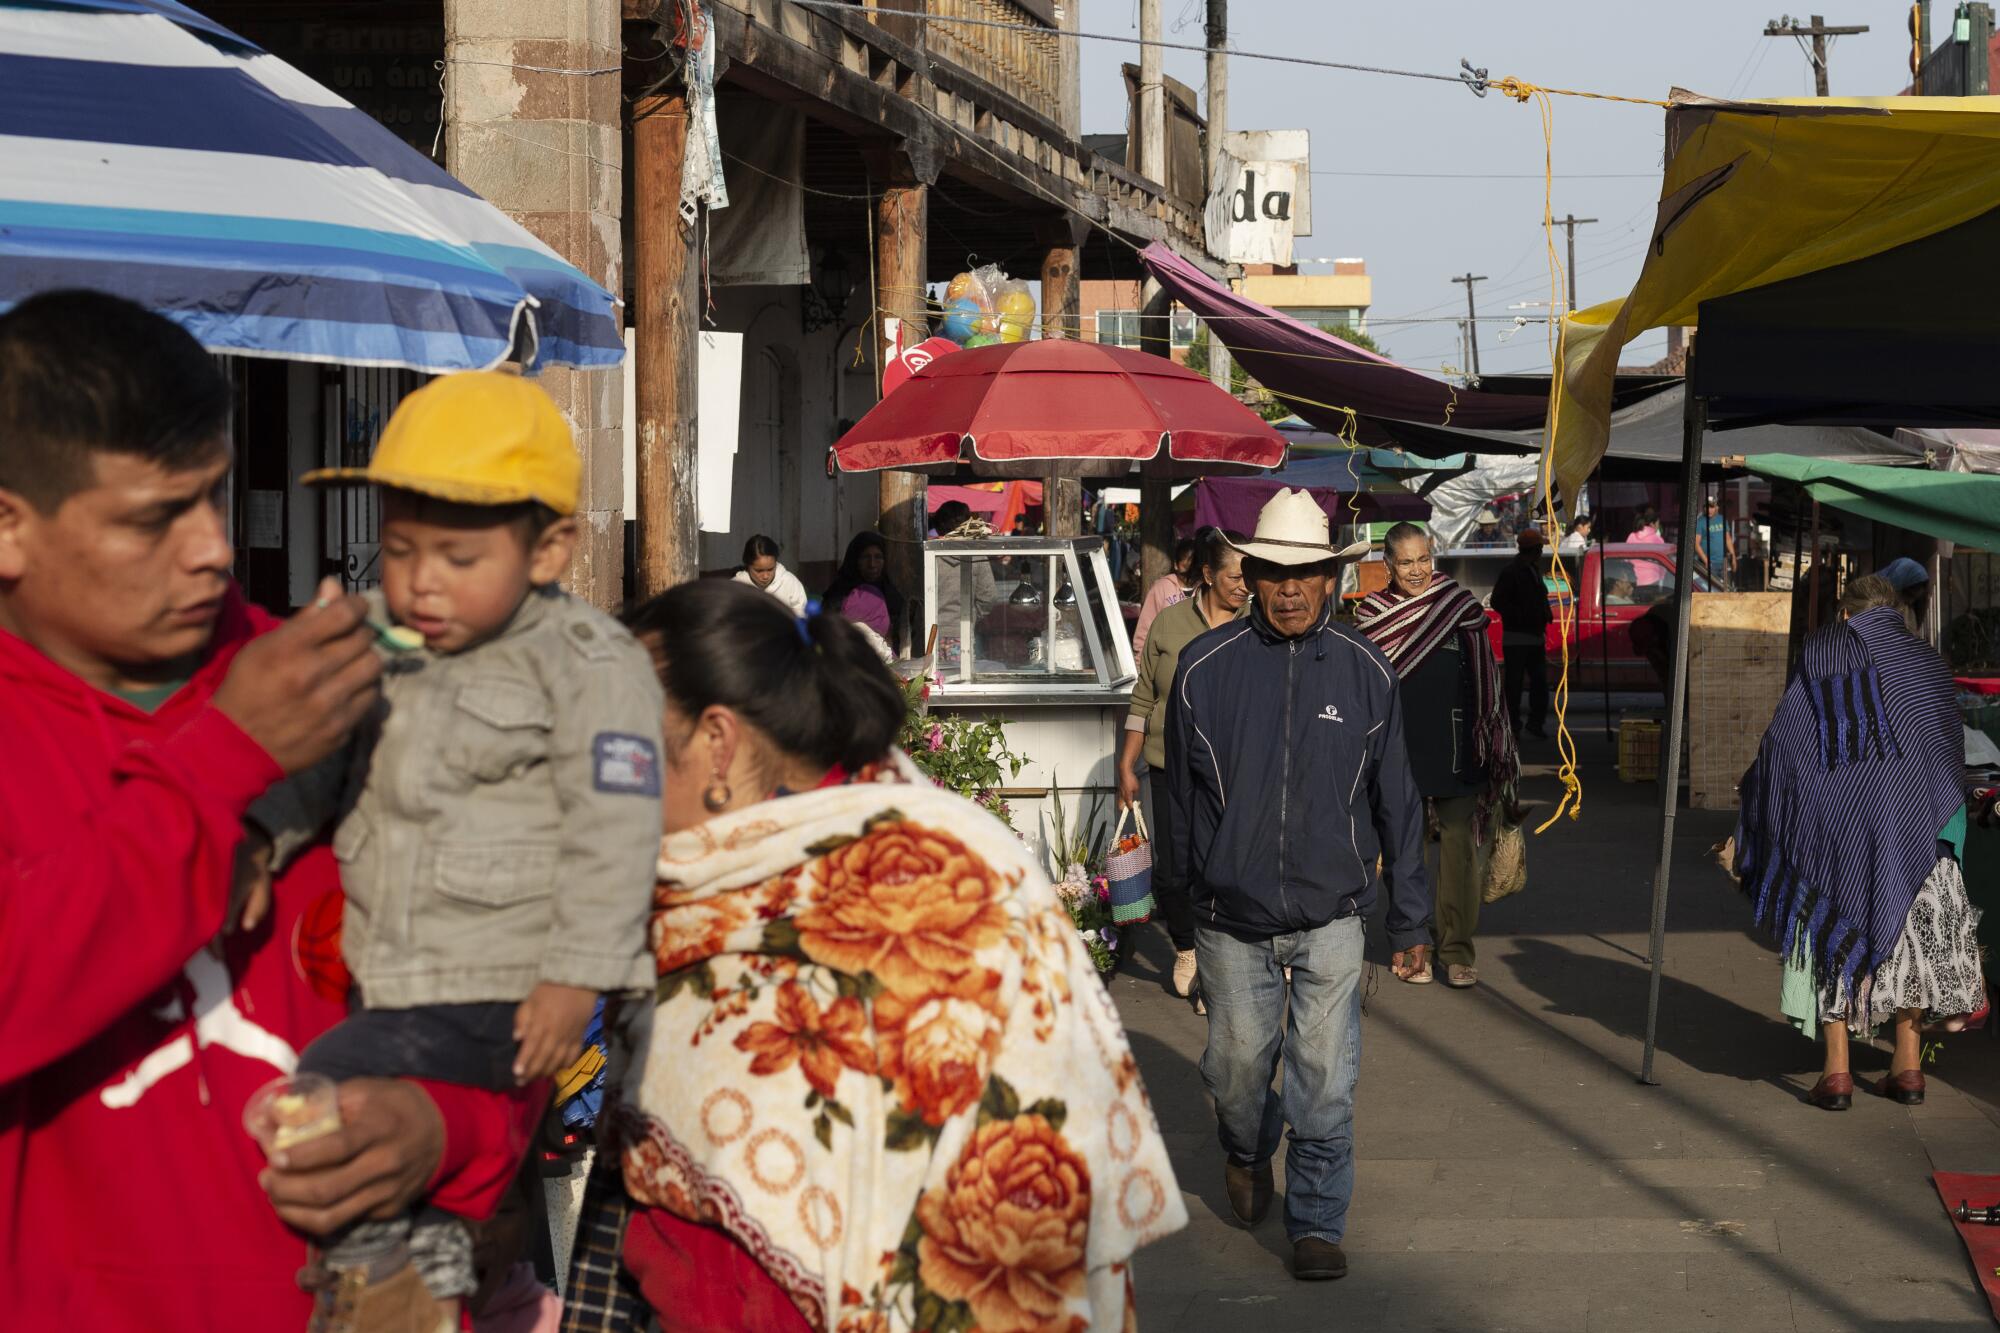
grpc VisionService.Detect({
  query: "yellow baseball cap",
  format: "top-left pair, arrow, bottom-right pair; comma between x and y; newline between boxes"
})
303,370 -> 580,515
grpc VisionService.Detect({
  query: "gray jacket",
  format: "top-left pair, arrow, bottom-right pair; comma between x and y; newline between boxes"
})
257,587 -> 665,1008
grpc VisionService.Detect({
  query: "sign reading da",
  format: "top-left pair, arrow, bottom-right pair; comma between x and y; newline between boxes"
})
1205,130 -> 1312,267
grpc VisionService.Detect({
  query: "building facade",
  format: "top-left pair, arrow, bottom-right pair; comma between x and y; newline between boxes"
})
197,0 -> 1220,611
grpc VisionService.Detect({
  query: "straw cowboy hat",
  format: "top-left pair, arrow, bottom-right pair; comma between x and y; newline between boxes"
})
1225,487 -> 1371,566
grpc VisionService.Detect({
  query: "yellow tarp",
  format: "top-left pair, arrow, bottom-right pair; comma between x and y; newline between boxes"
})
1547,92 -> 2000,507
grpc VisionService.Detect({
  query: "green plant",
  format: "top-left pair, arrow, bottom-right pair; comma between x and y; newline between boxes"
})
1186,323 -> 1383,423
1317,320 -> 1383,354
897,673 -> 1026,826
1044,778 -> 1118,973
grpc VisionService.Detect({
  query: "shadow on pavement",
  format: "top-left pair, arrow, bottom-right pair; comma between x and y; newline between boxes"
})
1497,936 -> 1887,1088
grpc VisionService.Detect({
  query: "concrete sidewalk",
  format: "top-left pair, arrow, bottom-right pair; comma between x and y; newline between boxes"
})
1116,726 -> 2000,1332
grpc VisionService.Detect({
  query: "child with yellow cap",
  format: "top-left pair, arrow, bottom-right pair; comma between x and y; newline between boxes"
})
253,371 -> 664,1332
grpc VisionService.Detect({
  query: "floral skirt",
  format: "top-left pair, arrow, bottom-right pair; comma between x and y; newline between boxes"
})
1783,857 -> 1984,1038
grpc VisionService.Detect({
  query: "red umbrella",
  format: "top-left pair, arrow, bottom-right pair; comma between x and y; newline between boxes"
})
833,339 -> 1287,479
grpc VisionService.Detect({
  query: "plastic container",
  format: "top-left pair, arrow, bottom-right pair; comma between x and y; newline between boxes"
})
1618,717 -> 1662,783
243,1072 -> 343,1153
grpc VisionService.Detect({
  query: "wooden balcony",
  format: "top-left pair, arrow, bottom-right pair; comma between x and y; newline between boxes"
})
664,0 -> 1215,272
911,0 -> 1066,129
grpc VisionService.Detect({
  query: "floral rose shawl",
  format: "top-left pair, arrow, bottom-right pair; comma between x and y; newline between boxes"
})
606,754 -> 1186,1332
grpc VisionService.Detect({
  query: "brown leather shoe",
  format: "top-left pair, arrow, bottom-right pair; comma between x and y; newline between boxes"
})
1224,1159 -> 1273,1226
1806,1072 -> 1853,1111
1875,1069 -> 1926,1105
1292,1237 -> 1348,1281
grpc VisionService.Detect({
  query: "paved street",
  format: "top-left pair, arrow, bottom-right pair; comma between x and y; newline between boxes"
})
1117,723 -> 2000,1332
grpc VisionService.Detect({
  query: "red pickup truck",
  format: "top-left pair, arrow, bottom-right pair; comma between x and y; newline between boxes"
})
1443,542 -> 1710,693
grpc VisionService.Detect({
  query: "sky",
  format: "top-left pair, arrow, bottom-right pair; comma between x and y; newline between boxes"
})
1076,0 -> 1924,378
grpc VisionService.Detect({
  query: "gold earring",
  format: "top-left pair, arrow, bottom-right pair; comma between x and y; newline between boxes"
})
702,774 -> 733,813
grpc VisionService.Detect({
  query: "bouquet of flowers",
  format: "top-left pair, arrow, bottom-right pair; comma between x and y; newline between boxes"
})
1053,867 -> 1118,973
1046,783 -> 1119,974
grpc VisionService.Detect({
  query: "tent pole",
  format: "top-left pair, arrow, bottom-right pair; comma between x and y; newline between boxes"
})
1598,470 -> 1611,741
1640,358 -> 1705,1086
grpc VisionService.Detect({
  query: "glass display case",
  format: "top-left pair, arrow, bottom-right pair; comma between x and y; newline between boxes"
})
921,536 -> 1136,699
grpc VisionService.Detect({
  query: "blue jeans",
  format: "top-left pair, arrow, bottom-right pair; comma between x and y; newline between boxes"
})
1196,915 -> 1364,1245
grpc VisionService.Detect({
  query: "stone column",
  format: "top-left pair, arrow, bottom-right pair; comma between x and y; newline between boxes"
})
443,0 -> 624,609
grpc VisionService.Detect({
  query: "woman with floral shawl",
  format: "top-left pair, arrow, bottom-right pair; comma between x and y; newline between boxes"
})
1354,523 -> 1519,990
561,580 -> 1185,1333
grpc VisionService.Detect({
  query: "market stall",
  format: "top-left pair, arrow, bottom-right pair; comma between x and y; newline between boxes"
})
1547,92 -> 2000,1082
832,336 -> 1285,861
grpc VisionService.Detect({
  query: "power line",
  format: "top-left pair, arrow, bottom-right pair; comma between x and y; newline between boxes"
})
1762,13 -> 1870,96
1549,213 -> 1599,311
788,0 -> 1488,91
1451,272 -> 1489,377
1312,169 -> 1656,180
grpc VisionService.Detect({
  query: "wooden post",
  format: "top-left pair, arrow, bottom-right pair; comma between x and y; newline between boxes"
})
1806,497 -> 1823,630
1139,0 -> 1164,185
1138,279 -> 1175,592
632,86 -> 699,598
874,154 -> 930,651
1040,240 -> 1083,538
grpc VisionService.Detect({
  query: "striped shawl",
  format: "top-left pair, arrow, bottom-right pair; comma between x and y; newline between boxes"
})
1354,573 -> 1519,843
1734,606 -> 1964,995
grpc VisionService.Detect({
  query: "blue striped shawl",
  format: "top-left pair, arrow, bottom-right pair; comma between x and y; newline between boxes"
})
1733,606 -> 1963,994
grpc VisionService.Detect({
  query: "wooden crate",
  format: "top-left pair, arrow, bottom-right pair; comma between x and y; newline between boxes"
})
1687,593 -> 1790,810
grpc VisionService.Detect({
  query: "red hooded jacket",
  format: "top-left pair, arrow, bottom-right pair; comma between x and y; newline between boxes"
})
0,590 -> 540,1331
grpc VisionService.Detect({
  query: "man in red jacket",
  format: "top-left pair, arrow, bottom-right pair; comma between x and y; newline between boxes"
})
0,290 -> 543,1331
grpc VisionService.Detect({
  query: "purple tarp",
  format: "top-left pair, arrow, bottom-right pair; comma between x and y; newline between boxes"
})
1186,478 -> 1427,537
1140,243 -> 1550,442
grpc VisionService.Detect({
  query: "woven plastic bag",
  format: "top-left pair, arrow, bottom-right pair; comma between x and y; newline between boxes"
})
1106,803 -> 1156,925
1480,808 -> 1527,905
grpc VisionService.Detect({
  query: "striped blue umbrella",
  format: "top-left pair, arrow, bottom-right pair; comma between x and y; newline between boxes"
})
0,0 -> 623,373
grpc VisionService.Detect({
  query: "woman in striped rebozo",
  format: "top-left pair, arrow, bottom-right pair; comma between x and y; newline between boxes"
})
1734,575 -> 1983,1111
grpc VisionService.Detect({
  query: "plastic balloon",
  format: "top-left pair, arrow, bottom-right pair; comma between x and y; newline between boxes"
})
963,332 -> 1002,348
996,322 -> 1029,343
941,297 -> 984,342
996,288 -> 1036,318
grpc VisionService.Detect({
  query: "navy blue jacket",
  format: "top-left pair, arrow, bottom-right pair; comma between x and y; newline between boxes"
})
1162,601 -> 1432,949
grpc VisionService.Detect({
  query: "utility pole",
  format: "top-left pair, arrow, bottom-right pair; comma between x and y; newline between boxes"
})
1911,2 -> 1931,93
1204,0 -> 1231,397
1763,13 -> 1871,96
1548,213 -> 1598,312
1451,272 -> 1487,378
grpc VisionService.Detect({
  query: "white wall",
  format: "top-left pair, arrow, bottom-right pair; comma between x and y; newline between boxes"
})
698,284 -> 880,582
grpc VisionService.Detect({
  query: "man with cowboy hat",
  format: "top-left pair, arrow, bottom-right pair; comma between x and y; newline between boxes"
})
1162,488 -> 1432,1283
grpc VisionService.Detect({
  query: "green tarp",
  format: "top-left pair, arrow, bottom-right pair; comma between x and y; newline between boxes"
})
1745,453 -> 2000,553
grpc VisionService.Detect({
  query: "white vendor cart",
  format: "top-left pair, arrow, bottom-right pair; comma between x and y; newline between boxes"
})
918,534 -> 1134,861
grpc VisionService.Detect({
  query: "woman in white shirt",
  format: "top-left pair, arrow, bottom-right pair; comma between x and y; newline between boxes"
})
732,534 -> 808,615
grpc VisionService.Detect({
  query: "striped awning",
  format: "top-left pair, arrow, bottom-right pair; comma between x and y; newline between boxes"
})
0,0 -> 623,374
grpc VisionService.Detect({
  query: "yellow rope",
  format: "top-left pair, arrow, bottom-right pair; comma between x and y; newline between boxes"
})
1492,76 -> 1671,109
1509,82 -> 1586,837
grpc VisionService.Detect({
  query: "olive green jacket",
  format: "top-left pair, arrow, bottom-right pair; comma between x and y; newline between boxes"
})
256,587 -> 665,1008
1125,592 -> 1246,771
